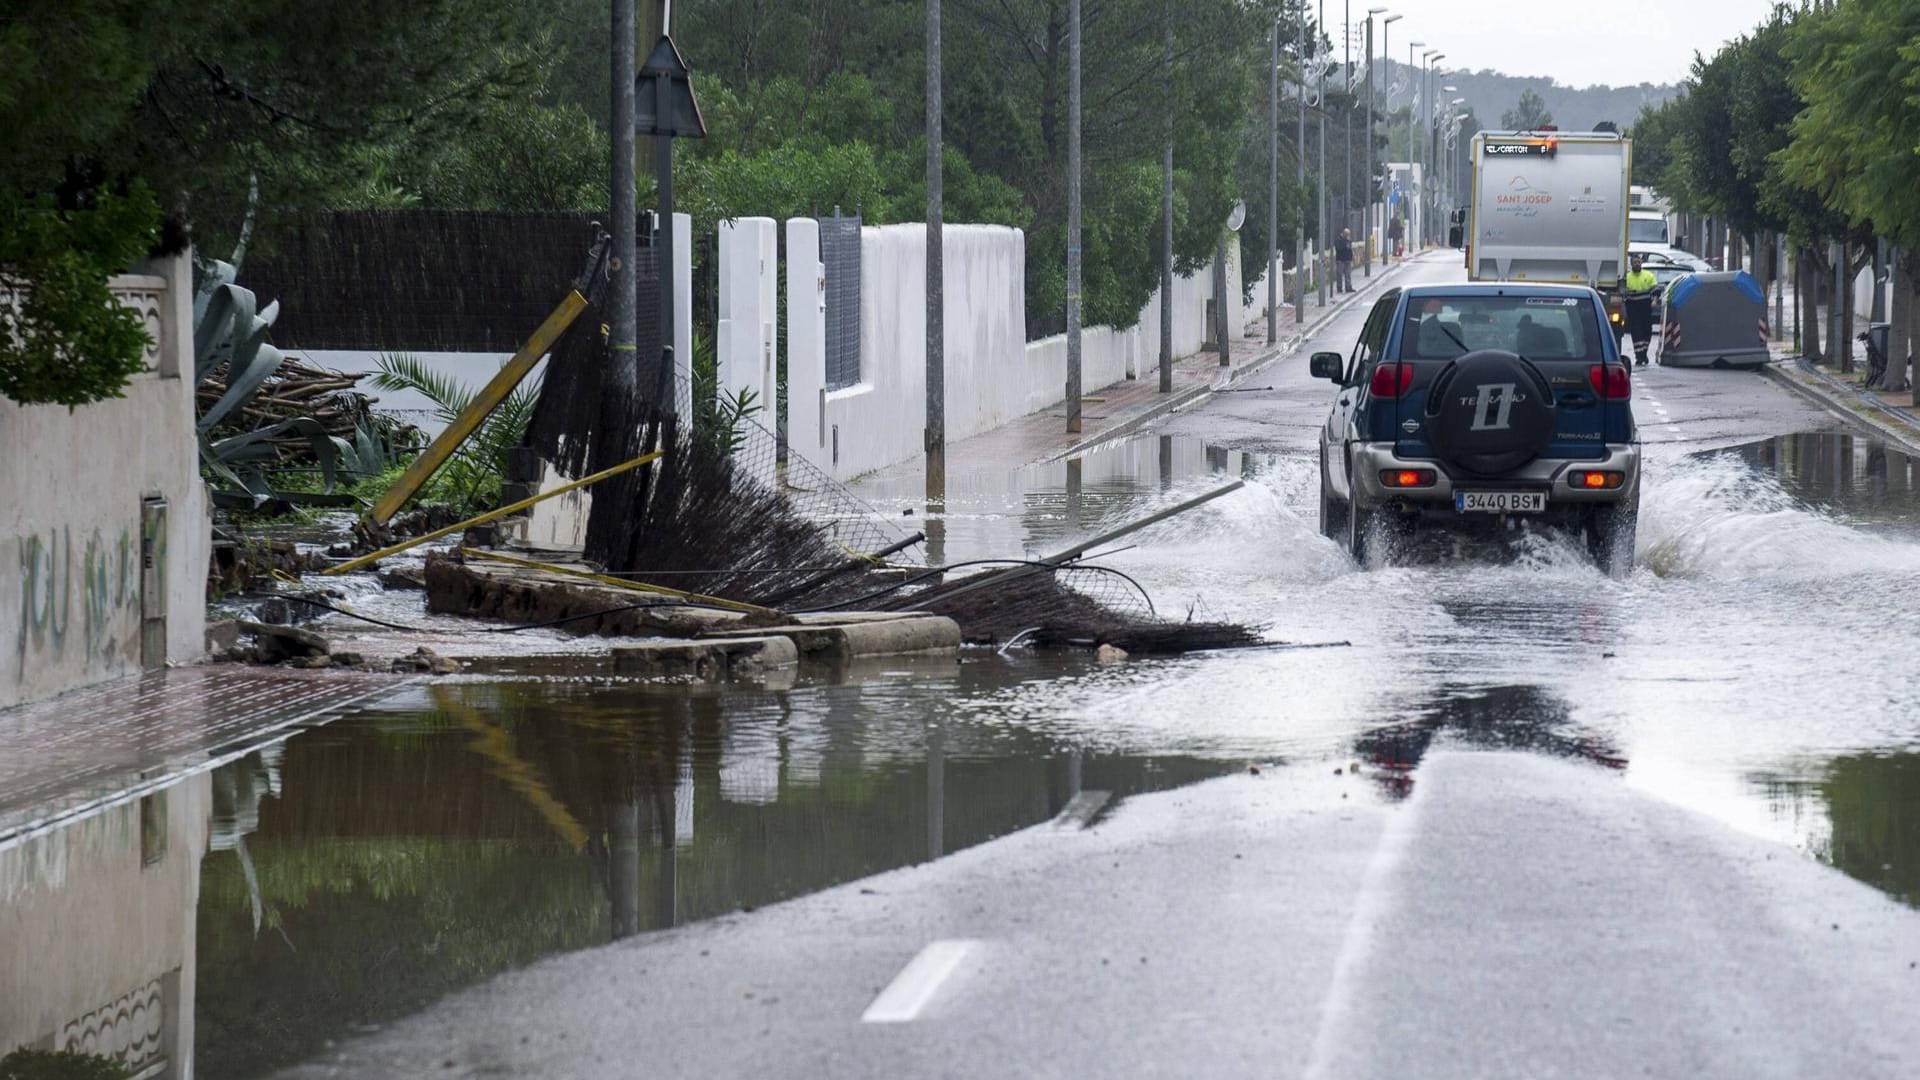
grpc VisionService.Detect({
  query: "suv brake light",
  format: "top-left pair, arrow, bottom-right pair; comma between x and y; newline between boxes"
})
1588,364 -> 1631,401
1370,362 -> 1415,398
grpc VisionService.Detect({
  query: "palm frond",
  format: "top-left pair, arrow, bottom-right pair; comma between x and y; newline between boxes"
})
369,353 -> 477,423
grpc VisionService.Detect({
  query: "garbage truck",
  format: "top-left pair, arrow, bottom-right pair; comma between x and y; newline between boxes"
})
1466,130 -> 1632,333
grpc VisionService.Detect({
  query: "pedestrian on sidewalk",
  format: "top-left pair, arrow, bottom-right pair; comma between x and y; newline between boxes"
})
1388,215 -> 1405,260
1335,229 -> 1355,293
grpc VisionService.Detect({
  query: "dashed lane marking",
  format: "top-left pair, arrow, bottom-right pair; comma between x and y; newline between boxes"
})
861,940 -> 981,1023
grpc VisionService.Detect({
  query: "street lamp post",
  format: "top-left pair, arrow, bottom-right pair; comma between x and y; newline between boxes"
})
1404,40 -> 1422,256
1379,14 -> 1400,264
1423,51 -> 1442,247
1268,14 -> 1278,344
1363,9 -> 1386,276
1317,0 -> 1328,308
1343,0 -> 1351,252
1295,0 -> 1306,327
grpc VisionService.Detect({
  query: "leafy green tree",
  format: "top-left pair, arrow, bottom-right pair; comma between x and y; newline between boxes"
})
1500,87 -> 1553,130
1778,0 -> 1920,378
0,187 -> 163,406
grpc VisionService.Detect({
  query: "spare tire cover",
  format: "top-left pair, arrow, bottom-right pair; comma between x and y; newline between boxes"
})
1422,350 -> 1556,475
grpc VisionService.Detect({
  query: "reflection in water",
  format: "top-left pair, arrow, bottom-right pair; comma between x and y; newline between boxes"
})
186,675 -> 1232,1079
1735,432 -> 1920,532
2,776 -> 210,1080
1758,753 -> 1920,909
1353,685 -> 1627,801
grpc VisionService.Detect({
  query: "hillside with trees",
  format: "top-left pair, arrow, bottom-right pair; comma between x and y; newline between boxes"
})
1374,60 -> 1679,134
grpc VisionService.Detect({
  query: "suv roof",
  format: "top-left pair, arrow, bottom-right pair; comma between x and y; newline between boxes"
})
1398,283 -> 1597,299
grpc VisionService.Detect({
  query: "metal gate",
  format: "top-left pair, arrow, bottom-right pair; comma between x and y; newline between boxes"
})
821,210 -> 862,390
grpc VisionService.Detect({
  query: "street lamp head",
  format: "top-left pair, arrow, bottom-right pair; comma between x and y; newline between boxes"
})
1368,6 -> 1389,14
1383,14 -> 1402,24
1409,40 -> 1424,48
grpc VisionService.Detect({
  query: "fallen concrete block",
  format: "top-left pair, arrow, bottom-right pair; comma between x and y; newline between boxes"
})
240,620 -> 330,662
709,615 -> 961,661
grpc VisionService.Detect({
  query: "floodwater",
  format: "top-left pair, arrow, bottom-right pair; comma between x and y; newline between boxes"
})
6,431 -> 1918,1079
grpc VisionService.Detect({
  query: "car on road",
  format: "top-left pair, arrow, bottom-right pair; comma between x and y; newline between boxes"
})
1313,284 -> 1641,574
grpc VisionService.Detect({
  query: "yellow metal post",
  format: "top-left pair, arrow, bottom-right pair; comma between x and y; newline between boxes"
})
368,289 -> 591,525
324,448 -> 661,576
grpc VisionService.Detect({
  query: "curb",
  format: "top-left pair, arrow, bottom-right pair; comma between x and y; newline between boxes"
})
1761,360 -> 1920,456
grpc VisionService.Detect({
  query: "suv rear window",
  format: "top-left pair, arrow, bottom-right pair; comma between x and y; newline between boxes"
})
1398,296 -> 1605,363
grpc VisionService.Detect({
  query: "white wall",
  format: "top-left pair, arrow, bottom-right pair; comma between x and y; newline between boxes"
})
717,217 -> 778,484
1,253 -> 210,708
786,219 -> 828,475
817,223 -> 1027,479
767,219 -> 1225,480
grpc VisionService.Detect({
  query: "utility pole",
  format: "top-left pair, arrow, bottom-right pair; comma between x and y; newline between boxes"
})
1405,41 -> 1421,253
1317,0 -> 1328,308
610,0 -> 637,410
1295,0 -> 1306,328
926,0 -> 945,492
1066,0 -> 1082,433
1343,0 -> 1351,248
1268,15 -> 1278,345
1379,12 -> 1399,266
1160,3 -> 1173,394
1365,10 -> 1382,277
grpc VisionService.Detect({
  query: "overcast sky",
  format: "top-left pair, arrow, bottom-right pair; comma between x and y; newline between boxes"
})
1337,0 -> 1787,88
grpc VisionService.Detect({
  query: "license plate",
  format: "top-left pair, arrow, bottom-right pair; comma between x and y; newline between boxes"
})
1455,491 -> 1546,514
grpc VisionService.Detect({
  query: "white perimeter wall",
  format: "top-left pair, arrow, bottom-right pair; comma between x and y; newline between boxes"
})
782,220 -> 1222,481
1,253 -> 210,708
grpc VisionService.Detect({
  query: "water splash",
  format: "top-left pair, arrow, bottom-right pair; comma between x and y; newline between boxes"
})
1639,452 -> 1920,580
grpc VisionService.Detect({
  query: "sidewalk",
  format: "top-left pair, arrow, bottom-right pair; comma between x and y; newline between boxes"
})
857,255 -> 1413,491
1763,354 -> 1920,456
0,666 -> 406,848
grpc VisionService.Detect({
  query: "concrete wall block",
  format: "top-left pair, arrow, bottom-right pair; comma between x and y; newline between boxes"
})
785,219 -> 829,474
1,251 -> 209,708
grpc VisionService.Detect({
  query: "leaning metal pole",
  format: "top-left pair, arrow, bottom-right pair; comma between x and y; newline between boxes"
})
1067,0 -> 1082,433
1268,16 -> 1278,345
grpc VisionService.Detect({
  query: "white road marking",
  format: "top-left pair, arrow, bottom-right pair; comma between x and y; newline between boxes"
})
1302,779 -> 1427,1080
1053,790 -> 1112,829
861,939 -> 980,1023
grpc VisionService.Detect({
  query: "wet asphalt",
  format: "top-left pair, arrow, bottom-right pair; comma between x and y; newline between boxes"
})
251,256 -> 1920,1077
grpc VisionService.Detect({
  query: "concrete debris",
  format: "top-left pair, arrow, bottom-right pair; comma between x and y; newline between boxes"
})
380,567 -> 428,591
390,647 -> 462,675
241,620 -> 330,662
205,619 -> 241,654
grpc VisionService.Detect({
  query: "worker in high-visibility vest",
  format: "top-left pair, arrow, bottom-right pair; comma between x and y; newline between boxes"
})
1622,253 -> 1659,367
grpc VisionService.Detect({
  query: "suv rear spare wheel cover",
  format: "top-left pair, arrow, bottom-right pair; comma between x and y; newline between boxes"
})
1422,349 -> 1558,475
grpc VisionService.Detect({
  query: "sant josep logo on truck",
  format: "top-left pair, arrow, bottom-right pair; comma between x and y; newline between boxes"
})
1495,175 -> 1553,218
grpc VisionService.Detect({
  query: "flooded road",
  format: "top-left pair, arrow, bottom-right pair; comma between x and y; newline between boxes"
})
9,262 -> 1920,1078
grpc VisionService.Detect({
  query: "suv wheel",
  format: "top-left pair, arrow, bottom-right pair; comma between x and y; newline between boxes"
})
1585,494 -> 1639,578
1319,445 -> 1350,541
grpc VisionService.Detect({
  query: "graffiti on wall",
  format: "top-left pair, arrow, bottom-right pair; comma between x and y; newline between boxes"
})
14,525 -> 142,681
